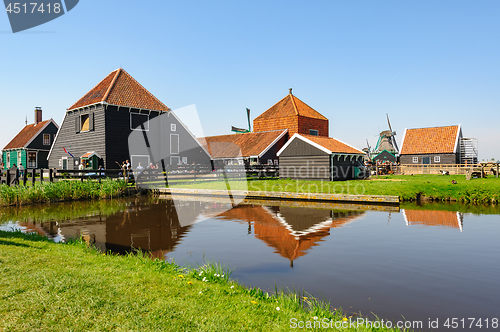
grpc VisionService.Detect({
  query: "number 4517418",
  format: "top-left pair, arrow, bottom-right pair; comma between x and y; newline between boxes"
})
444,318 -> 498,329
5,3 -> 62,14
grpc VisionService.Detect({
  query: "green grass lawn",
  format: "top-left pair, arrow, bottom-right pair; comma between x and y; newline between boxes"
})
171,174 -> 500,203
0,231 -> 402,332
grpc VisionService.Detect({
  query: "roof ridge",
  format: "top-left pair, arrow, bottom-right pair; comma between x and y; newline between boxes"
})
289,94 -> 299,115
254,94 -> 290,120
102,68 -> 121,102
113,69 -> 169,111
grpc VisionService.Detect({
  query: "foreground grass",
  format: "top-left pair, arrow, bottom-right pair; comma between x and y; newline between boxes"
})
0,179 -> 128,206
0,231 -> 403,332
172,175 -> 500,204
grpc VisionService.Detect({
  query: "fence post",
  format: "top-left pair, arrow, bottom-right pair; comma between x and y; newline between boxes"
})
22,168 -> 27,186
496,164 -> 499,178
49,169 -> 53,183
6,170 -> 11,187
31,169 -> 36,186
40,169 -> 44,182
15,168 -> 19,186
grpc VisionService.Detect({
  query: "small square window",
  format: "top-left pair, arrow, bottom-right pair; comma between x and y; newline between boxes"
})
181,157 -> 188,164
434,156 -> 440,163
412,157 -> 418,163
171,124 -> 176,131
43,134 -> 50,145
130,113 -> 149,131
309,129 -> 319,136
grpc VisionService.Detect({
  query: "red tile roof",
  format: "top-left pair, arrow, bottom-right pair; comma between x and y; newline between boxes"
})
254,93 -> 328,121
400,125 -> 460,155
199,130 -> 286,158
403,210 -> 462,229
3,120 -> 51,150
282,134 -> 364,155
68,68 -> 170,112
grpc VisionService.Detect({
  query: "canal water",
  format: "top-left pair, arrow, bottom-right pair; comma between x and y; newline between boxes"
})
1,196 -> 499,331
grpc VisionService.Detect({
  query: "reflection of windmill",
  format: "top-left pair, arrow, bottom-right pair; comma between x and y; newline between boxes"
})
231,108 -> 252,133
374,114 -> 399,154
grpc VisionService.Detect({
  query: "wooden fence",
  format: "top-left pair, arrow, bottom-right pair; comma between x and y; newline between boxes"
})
392,164 -> 499,177
0,164 -> 280,187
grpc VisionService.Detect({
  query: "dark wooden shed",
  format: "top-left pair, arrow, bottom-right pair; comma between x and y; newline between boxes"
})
373,150 -> 397,163
277,134 -> 366,181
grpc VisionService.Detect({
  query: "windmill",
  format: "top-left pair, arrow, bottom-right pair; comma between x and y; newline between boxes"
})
362,139 -> 373,161
374,114 -> 399,154
231,108 -> 252,133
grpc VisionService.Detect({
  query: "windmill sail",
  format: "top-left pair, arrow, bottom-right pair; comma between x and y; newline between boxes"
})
231,108 -> 252,133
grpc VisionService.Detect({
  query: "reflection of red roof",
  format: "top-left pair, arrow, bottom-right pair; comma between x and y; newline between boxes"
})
199,130 -> 286,158
403,210 -> 462,229
219,205 -> 359,262
400,125 -> 460,155
68,68 -> 170,112
3,120 -> 52,150
254,93 -> 328,120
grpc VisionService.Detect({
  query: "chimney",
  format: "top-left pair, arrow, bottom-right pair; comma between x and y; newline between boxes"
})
35,107 -> 42,125
289,88 -> 293,95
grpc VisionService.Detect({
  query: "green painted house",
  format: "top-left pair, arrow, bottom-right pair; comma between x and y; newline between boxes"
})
2,108 -> 59,169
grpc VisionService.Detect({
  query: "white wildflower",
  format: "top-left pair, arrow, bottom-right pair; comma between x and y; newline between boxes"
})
276,307 -> 280,311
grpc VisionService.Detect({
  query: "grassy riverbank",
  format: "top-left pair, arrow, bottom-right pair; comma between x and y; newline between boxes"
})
0,231 -> 401,332
174,174 -> 500,204
0,179 -> 128,206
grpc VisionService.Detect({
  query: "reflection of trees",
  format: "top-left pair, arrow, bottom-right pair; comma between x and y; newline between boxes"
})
219,205 -> 365,267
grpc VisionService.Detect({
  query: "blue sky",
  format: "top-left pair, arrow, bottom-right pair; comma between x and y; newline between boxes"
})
1,0 -> 499,160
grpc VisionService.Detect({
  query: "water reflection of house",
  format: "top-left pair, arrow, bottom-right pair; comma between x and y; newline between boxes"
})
219,205 -> 364,266
402,209 -> 464,231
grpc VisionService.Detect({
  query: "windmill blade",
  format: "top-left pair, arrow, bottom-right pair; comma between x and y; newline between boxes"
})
246,108 -> 251,132
391,136 -> 399,153
366,139 -> 371,151
231,126 -> 249,133
386,113 -> 393,133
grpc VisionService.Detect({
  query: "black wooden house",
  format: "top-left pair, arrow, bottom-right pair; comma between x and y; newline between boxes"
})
48,68 -> 211,170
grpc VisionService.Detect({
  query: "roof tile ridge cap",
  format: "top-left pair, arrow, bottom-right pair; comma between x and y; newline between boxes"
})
102,68 -> 121,102
120,69 -> 170,111
290,94 -> 299,115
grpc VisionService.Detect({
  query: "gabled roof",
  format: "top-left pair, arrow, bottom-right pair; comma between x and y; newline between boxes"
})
81,151 -> 101,159
68,68 -> 170,112
3,119 -> 58,150
277,133 -> 364,156
254,92 -> 328,121
400,125 -> 461,155
199,129 -> 287,159
402,209 -> 463,231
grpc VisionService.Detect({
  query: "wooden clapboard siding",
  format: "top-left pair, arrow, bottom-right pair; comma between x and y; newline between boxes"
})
49,104 -> 106,169
400,153 -> 458,165
279,155 -> 331,180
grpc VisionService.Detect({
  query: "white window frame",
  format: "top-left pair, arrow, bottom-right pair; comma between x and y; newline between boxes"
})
181,157 -> 188,164
170,156 -> 181,165
17,151 -> 21,165
27,151 -> 38,168
130,113 -> 150,131
171,124 -> 177,131
412,157 -> 418,163
434,156 -> 440,163
43,134 -> 51,145
170,134 -> 179,154
6,153 -> 10,166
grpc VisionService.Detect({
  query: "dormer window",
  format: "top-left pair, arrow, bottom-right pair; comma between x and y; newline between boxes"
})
309,129 -> 319,136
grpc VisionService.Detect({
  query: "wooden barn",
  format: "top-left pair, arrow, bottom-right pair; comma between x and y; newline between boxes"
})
253,89 -> 328,137
48,68 -> 211,170
199,129 -> 287,168
399,125 -> 477,165
2,108 -> 58,169
277,133 -> 366,181
373,149 -> 397,163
